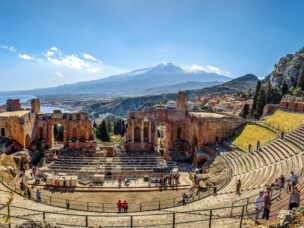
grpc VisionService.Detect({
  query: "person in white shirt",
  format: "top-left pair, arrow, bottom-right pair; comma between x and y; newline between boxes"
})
254,191 -> 265,224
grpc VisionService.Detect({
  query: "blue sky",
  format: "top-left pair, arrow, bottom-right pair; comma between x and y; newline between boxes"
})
0,0 -> 303,91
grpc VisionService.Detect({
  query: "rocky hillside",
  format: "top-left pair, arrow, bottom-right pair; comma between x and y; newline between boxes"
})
186,74 -> 258,99
270,47 -> 304,88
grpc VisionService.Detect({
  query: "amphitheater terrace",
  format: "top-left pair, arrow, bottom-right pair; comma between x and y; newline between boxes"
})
0,94 -> 304,228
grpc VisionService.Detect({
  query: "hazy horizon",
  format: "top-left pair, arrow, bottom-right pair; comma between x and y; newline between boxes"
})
0,0 -> 304,91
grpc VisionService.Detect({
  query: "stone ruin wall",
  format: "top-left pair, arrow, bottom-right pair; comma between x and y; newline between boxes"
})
125,107 -> 246,159
0,112 -> 36,149
0,99 -> 96,151
34,112 -> 96,150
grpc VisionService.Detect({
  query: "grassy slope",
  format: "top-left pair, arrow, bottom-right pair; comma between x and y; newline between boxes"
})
262,110 -> 304,132
232,124 -> 277,152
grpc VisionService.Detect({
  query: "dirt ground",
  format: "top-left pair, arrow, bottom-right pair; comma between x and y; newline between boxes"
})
39,188 -> 185,204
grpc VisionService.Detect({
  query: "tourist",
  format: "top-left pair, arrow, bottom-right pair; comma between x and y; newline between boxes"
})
159,175 -> 163,191
271,178 -> 282,189
169,174 -> 172,187
290,171 -> 298,186
118,176 -> 122,188
248,144 -> 252,153
27,188 -> 31,200
123,200 -> 128,213
34,175 -> 40,184
281,131 -> 284,139
256,141 -> 261,151
182,192 -> 187,205
279,175 -> 285,188
36,189 -> 41,202
262,187 -> 272,220
236,179 -> 241,195
117,200 -> 122,213
212,182 -> 217,195
289,186 -> 300,210
254,191 -> 264,225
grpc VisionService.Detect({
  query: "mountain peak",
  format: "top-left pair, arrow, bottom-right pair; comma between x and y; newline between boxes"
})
149,62 -> 183,74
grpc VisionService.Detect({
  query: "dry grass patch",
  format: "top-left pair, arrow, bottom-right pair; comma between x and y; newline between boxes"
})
262,110 -> 304,132
232,124 -> 277,152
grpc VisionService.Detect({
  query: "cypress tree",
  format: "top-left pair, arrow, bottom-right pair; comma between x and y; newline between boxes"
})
251,80 -> 261,115
254,88 -> 267,119
240,103 -> 250,119
267,82 -> 273,103
96,120 -> 110,142
93,121 -> 97,129
281,80 -> 289,96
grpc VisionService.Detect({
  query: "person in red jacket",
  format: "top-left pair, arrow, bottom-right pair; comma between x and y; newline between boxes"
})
117,200 -> 122,213
123,200 -> 128,213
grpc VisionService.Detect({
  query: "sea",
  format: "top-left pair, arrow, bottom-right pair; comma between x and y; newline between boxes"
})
0,94 -> 70,113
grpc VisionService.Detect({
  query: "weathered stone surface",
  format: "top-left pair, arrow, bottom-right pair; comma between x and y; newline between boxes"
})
278,210 -> 295,227
270,47 -> 304,88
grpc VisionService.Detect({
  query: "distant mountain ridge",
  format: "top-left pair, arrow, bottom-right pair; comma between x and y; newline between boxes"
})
84,74 -> 258,117
1,63 -> 231,97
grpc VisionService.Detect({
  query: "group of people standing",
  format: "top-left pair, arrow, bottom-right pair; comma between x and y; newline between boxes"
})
254,171 -> 300,225
158,173 -> 179,191
117,200 -> 128,213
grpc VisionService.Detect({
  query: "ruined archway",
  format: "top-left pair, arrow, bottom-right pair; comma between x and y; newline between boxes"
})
0,128 -> 5,137
72,127 -> 78,140
143,127 -> 149,142
134,126 -> 141,142
52,123 -> 64,148
38,127 -> 43,140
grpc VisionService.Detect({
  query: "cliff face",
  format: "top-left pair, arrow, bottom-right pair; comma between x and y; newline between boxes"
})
270,47 -> 304,88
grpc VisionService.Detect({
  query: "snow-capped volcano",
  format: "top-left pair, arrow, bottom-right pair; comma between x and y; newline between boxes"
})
6,63 -> 232,96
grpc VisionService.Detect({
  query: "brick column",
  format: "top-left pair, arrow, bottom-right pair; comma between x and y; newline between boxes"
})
141,121 -> 144,143
131,120 -> 134,143
149,121 -> 152,143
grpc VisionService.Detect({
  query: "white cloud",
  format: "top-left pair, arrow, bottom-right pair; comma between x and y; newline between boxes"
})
182,64 -> 205,73
50,46 -> 58,51
42,47 -> 104,73
0,45 -> 17,52
55,72 -> 64,78
205,65 -> 221,75
82,53 -> 96,61
182,64 -> 229,76
18,54 -> 34,60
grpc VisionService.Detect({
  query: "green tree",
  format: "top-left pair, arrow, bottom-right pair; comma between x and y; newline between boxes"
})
292,87 -> 303,97
297,66 -> 304,90
254,88 -> 267,119
281,80 -> 289,96
240,103 -> 250,119
266,82 -> 273,103
93,121 -> 97,129
271,88 -> 283,104
251,80 -> 261,115
96,120 -> 110,142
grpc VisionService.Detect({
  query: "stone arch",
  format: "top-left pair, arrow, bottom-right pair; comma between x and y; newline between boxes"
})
143,127 -> 149,142
38,127 -> 43,140
72,127 -> 78,140
0,128 -> 5,137
177,127 -> 182,139
25,134 -> 31,149
53,123 -> 64,143
134,126 -> 141,142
